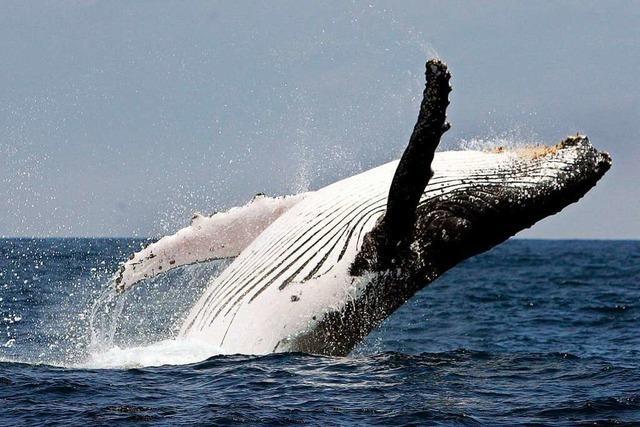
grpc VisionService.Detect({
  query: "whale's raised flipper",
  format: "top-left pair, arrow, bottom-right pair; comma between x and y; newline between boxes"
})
114,193 -> 309,293
352,59 -> 451,274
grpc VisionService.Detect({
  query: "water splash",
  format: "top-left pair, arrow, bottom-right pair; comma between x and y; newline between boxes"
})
79,336 -> 224,369
0,237 -> 232,369
88,285 -> 124,354
457,128 -> 544,152
82,282 -> 225,369
78,260 -> 230,369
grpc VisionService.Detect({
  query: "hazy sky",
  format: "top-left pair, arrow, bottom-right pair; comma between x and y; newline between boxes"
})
1,1 -> 638,238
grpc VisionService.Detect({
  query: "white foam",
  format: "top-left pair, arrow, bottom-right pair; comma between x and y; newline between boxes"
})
78,337 -> 225,369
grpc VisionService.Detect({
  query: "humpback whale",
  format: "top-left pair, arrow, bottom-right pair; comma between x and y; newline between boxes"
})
115,60 -> 611,356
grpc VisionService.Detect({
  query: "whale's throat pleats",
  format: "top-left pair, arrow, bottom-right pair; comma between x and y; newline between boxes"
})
179,150 -> 525,338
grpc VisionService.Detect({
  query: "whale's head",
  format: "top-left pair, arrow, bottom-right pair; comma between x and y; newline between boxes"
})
410,135 -> 611,276
292,135 -> 611,356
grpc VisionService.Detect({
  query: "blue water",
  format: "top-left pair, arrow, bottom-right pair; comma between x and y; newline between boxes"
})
0,238 -> 638,426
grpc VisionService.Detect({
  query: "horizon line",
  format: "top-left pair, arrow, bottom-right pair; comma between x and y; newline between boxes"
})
0,236 -> 638,242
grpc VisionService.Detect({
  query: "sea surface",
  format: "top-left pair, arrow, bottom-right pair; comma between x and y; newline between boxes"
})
0,238 -> 638,426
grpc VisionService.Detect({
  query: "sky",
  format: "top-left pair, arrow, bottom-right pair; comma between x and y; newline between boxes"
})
0,1 -> 638,239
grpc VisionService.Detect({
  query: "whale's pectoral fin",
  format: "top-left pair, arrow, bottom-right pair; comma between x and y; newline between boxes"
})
351,59 -> 451,275
115,192 -> 309,293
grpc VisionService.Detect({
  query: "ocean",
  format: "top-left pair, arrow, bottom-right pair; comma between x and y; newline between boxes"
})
0,238 -> 638,426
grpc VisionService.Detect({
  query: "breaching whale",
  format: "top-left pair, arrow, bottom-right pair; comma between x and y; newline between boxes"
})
115,60 -> 611,356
